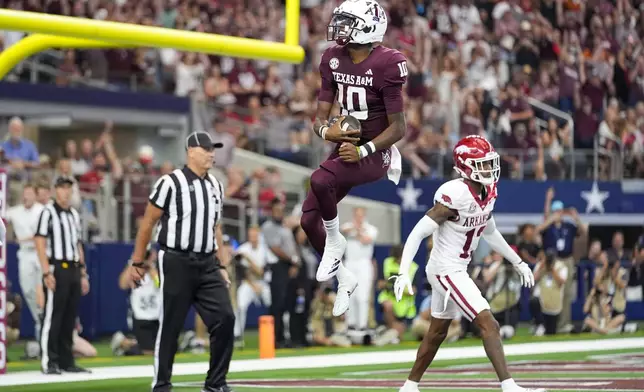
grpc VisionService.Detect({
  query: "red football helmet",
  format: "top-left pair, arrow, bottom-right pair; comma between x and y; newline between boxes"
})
453,135 -> 500,185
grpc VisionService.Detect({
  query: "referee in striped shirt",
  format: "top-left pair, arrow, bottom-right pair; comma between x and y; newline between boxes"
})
128,132 -> 235,392
35,176 -> 90,375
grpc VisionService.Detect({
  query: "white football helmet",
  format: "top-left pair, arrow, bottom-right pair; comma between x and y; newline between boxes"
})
327,0 -> 388,46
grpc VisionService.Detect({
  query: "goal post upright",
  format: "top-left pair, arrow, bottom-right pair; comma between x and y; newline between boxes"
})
0,2 -> 303,79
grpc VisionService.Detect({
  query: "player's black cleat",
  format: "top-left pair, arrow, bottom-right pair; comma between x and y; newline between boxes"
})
42,364 -> 62,375
62,365 -> 91,373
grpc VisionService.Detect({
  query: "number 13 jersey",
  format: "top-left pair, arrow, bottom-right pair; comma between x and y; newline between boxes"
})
318,45 -> 407,140
427,179 -> 497,275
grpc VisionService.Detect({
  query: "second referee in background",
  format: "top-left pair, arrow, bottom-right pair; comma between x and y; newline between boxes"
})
35,176 -> 90,375
128,132 -> 235,392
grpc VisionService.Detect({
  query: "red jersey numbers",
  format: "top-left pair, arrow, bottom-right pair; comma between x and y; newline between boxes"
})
459,225 -> 486,260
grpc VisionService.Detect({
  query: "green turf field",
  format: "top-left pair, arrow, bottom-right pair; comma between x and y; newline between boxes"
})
4,329 -> 644,392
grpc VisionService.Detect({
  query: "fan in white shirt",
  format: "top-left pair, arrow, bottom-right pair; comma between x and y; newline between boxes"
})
6,184 -> 45,343
341,207 -> 378,338
233,226 -> 271,346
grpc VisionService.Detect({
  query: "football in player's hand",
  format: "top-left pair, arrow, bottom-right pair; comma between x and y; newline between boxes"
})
334,115 -> 362,144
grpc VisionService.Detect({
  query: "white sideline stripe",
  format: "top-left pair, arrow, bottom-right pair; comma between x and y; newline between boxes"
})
1,337 -> 644,387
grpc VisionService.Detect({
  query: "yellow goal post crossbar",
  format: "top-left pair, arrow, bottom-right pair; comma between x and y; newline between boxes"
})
0,0 -> 303,80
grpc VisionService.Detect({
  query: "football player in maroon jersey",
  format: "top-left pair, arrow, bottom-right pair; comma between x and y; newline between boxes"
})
300,0 -> 408,317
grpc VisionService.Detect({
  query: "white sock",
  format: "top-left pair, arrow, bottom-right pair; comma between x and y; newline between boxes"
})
501,378 -> 517,390
323,216 -> 340,241
402,380 -> 419,390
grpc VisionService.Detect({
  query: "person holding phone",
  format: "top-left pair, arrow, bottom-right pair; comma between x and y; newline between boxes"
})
537,188 -> 587,333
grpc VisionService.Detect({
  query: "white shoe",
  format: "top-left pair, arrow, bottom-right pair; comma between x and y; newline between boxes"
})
506,387 -> 547,392
534,324 -> 545,337
332,270 -> 358,316
399,383 -> 421,392
316,235 -> 347,281
110,331 -> 125,355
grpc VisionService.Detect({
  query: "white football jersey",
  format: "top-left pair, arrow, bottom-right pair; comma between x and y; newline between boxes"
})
427,179 -> 497,275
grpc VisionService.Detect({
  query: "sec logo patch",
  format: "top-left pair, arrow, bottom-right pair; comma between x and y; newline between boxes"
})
329,57 -> 339,70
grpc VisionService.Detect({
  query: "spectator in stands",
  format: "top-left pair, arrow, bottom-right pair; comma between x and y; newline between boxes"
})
233,226 -> 271,348
174,52 -> 208,97
531,249 -> 569,336
56,50 -> 81,87
35,181 -> 52,205
538,188 -> 587,333
541,118 -> 571,179
3,117 -> 39,170
573,95 -> 600,150
309,286 -> 351,348
377,245 -> 418,345
257,167 -> 285,216
72,319 -> 98,358
203,65 -> 234,105
63,140 -> 90,177
229,59 -> 263,107
482,250 -> 522,339
79,129 -> 123,194
261,198 -> 300,348
500,83 -> 534,129
55,158 -> 82,210
5,281 -> 22,355
531,71 -> 559,110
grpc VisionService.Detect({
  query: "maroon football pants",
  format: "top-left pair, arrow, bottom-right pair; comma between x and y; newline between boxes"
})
300,148 -> 390,256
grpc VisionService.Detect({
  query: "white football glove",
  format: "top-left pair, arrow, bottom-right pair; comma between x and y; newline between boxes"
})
513,261 -> 535,288
391,274 -> 414,302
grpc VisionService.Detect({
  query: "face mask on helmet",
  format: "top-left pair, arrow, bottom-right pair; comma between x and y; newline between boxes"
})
469,153 -> 500,185
327,13 -> 360,45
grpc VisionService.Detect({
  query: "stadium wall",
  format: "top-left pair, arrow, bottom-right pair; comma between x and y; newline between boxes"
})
5,242 -> 643,341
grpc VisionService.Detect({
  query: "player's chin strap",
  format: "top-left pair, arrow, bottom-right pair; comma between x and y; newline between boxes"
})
399,215 -> 439,278
357,141 -> 376,159
481,217 -> 522,265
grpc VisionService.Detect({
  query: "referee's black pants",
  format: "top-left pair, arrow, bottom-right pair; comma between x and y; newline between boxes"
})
153,249 -> 235,392
40,261 -> 81,371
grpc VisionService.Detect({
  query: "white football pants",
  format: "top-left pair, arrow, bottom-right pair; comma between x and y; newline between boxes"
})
234,280 -> 271,338
345,258 -> 374,330
18,249 -> 42,338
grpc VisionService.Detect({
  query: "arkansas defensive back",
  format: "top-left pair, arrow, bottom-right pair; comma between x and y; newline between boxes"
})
392,136 -> 545,392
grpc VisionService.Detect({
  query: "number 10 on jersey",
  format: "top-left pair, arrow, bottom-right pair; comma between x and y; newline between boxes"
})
337,83 -> 368,120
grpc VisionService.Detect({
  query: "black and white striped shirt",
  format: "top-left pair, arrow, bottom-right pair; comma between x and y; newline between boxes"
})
150,166 -> 224,254
35,202 -> 82,262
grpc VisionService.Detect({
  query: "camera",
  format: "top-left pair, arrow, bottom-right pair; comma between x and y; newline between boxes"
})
544,248 -> 557,268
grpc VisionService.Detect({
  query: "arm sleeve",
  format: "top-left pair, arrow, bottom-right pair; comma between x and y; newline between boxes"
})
317,49 -> 336,103
35,208 -> 51,237
381,51 -> 408,115
482,217 -> 522,265
149,176 -> 172,210
400,216 -> 439,276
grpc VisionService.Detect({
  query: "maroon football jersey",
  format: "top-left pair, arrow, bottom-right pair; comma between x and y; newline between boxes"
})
318,45 -> 408,141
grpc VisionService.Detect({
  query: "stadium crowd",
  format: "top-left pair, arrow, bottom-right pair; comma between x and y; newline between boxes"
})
1,0 -> 644,180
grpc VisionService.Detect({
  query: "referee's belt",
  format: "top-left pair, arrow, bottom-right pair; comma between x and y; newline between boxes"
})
50,260 -> 81,269
160,246 -> 215,260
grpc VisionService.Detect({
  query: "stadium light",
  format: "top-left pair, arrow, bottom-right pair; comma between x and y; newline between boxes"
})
0,0 -> 303,79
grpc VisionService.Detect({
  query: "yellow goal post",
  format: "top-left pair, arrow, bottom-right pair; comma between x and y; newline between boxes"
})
0,0 -> 304,79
